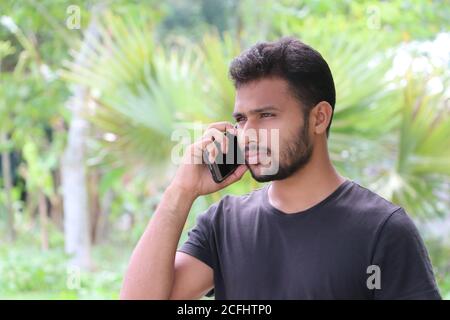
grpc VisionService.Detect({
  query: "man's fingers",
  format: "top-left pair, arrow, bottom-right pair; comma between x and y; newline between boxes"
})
205,121 -> 237,154
203,128 -> 228,154
206,121 -> 235,132
206,143 -> 215,158
185,122 -> 237,165
206,143 -> 218,163
188,138 -> 214,164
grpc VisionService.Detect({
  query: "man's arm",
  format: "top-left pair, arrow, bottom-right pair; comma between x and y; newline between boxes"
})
372,208 -> 441,300
120,184 -> 213,299
170,252 -> 214,299
119,122 -> 247,299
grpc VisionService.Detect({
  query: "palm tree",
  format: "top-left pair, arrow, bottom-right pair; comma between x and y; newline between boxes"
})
266,11 -> 450,218
62,12 -> 212,171
61,12 -> 228,234
63,9 -> 450,222
371,73 -> 450,219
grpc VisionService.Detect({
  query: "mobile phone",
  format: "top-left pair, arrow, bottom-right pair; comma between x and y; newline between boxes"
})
203,132 -> 244,183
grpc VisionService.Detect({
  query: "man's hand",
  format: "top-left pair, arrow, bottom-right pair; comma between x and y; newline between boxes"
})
171,121 -> 248,199
120,121 -> 247,300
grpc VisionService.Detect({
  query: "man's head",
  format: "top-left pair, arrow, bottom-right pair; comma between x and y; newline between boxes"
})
229,37 -> 335,182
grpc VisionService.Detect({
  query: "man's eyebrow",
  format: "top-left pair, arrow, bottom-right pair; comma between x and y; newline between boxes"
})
232,105 -> 279,118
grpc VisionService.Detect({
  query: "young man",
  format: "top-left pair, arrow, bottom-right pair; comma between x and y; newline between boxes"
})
120,37 -> 441,300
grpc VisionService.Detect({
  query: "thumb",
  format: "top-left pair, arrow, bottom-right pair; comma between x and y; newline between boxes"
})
219,165 -> 248,188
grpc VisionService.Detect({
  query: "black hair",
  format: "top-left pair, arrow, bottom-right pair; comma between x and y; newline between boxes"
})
229,37 -> 336,137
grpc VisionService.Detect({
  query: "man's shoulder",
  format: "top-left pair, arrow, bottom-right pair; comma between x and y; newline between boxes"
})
344,180 -> 401,214
204,180 -> 405,226
335,180 -> 406,230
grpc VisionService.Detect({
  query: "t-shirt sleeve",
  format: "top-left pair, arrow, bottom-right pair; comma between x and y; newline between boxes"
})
371,208 -> 441,300
177,204 -> 217,297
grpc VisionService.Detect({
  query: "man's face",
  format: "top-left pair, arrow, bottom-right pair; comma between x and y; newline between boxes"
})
233,77 -> 313,182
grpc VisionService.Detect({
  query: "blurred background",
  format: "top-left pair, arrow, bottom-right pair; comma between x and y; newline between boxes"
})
0,0 -> 449,299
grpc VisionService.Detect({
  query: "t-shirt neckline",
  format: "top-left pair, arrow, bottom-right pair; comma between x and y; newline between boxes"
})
261,179 -> 354,218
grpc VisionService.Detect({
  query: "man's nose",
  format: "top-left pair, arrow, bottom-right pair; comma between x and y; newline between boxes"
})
239,121 -> 261,150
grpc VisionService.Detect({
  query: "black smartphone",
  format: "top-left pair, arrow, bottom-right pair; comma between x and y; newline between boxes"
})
203,132 -> 244,183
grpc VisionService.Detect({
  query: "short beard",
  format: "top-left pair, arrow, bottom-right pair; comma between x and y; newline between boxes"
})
247,119 -> 313,182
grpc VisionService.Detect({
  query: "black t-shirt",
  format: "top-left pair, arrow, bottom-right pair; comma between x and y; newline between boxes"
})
177,179 -> 441,299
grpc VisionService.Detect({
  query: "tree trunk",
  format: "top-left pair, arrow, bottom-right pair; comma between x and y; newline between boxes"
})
25,191 -> 37,229
62,97 -> 91,268
1,132 -> 15,241
97,189 -> 114,244
61,8 -> 105,268
50,169 -> 64,230
38,191 -> 49,250
89,167 -> 101,244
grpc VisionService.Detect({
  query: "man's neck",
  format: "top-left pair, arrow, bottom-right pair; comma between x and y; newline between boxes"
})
268,145 -> 347,214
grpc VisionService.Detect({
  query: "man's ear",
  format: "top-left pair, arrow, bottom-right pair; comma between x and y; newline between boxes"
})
310,101 -> 333,135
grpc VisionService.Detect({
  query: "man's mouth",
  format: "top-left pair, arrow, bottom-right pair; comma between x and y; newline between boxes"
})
245,149 -> 271,165
245,152 -> 260,164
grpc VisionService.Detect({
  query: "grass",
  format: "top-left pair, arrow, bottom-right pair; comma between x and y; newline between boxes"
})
0,239 -> 131,300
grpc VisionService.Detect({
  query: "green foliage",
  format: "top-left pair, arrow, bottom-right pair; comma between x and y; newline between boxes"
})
0,0 -> 449,300
62,12 -> 209,174
0,242 -> 124,299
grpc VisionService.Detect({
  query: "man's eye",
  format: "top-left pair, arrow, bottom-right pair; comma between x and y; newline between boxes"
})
236,117 -> 246,123
261,113 -> 274,118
